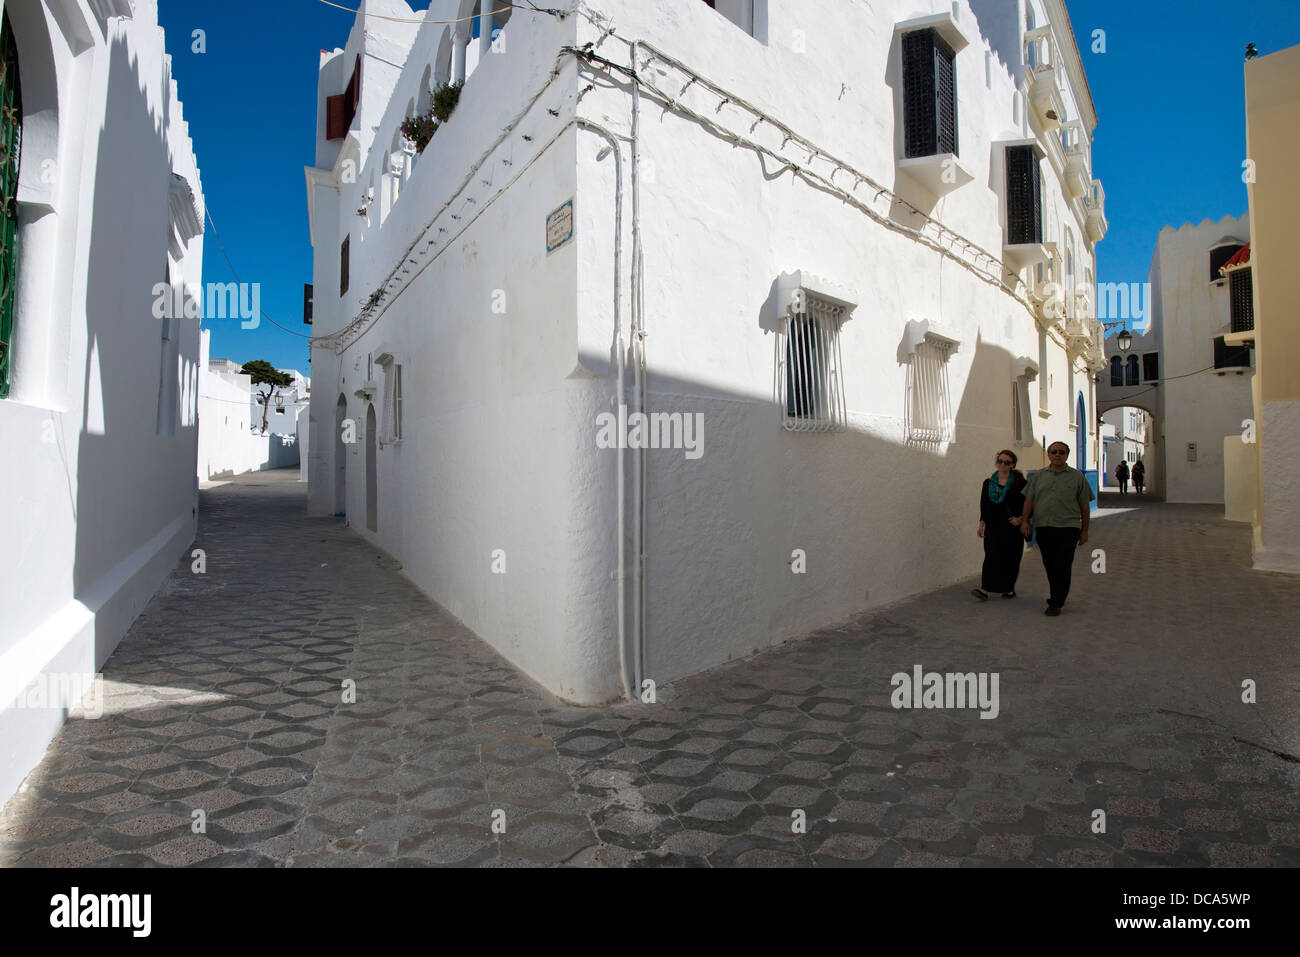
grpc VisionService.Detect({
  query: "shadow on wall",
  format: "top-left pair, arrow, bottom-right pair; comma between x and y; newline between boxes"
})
75,33 -> 196,668
622,334 -> 1035,687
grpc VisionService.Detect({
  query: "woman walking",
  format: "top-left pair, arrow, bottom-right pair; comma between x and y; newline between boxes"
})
1115,460 -> 1129,494
972,450 -> 1028,601
1132,459 -> 1145,495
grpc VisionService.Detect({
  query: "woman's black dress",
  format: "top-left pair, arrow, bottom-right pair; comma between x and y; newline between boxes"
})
979,475 -> 1027,593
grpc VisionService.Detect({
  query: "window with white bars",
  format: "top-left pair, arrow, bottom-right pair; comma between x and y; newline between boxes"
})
379,359 -> 403,442
780,295 -> 848,433
907,336 -> 954,443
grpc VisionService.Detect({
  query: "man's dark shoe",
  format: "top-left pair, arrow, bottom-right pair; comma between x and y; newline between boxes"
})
1045,606 -> 1061,616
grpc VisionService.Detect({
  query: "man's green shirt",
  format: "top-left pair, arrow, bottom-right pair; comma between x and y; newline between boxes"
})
1023,465 -> 1095,528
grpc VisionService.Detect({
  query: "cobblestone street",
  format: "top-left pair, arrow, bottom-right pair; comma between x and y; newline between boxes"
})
2,470 -> 1298,867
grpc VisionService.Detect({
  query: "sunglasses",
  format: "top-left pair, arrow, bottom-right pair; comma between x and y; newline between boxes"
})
1048,449 -> 1068,455
995,459 -> 1014,465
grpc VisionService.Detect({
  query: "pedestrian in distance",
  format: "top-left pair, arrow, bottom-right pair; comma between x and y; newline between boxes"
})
972,449 -> 1028,602
1115,460 -> 1129,494
1132,459 -> 1145,495
1019,441 -> 1095,616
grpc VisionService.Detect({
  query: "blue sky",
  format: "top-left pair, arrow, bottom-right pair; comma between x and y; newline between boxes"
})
157,0 -> 1300,374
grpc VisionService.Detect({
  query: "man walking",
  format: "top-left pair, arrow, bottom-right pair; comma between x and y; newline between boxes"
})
1131,459 -> 1145,495
1115,459 -> 1129,494
1020,442 -> 1095,615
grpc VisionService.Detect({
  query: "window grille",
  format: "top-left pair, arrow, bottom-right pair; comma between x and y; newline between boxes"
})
388,363 -> 403,441
0,13 -> 21,400
1229,268 -> 1254,334
780,294 -> 848,433
1109,355 -> 1122,387
907,336 -> 954,443
902,29 -> 959,158
1125,354 -> 1139,386
1006,145 -> 1043,245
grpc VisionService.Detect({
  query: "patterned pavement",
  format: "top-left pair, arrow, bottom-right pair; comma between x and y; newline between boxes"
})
2,473 -> 1298,867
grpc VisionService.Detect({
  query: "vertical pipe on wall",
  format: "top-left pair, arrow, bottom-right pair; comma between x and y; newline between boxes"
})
630,41 -> 647,699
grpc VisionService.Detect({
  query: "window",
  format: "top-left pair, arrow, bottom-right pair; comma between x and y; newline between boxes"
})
0,13 -> 21,400
1006,146 -> 1043,245
1229,267 -> 1254,334
908,337 -> 955,443
384,361 -> 403,442
1109,355 -> 1122,387
1142,352 -> 1159,382
340,235 -> 350,297
780,294 -> 850,433
1125,354 -> 1139,386
303,284 -> 314,325
1213,336 -> 1251,370
1209,243 -> 1244,283
326,55 -> 361,140
701,0 -> 758,37
902,28 -> 959,158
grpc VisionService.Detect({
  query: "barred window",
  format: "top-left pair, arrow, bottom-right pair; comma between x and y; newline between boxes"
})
780,293 -> 848,433
0,12 -> 21,400
1229,267 -> 1254,334
907,336 -> 955,443
1006,145 -> 1043,246
1109,355 -> 1122,387
902,28 -> 959,158
1125,354 -> 1139,386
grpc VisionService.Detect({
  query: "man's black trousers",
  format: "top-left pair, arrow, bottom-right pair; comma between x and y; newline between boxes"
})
1034,526 -> 1082,608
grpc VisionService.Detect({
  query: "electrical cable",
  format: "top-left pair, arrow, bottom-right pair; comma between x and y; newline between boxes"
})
315,0 -> 564,25
205,209 -> 313,340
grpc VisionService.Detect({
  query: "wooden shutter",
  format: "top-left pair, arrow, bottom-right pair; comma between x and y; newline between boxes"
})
326,94 -> 346,140
1006,146 -> 1042,245
340,236 -> 350,297
303,283 -> 314,325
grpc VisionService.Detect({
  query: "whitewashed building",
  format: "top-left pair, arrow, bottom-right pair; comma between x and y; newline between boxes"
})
1100,406 -> 1149,489
1098,213 -> 1254,503
0,1 -> 204,798
306,0 -> 1108,703
197,334 -> 309,479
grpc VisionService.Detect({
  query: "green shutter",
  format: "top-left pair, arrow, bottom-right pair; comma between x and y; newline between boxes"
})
0,14 -> 22,399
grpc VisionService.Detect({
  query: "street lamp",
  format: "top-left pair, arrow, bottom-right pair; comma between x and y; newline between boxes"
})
1117,329 -> 1133,353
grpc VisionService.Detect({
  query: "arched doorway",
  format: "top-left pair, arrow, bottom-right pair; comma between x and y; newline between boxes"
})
334,394 -> 347,517
365,403 -> 377,531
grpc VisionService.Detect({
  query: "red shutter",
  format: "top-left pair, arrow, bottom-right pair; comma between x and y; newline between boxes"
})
326,94 -> 346,140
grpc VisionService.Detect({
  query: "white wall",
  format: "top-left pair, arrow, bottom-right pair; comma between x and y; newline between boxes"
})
306,0 -> 1105,703
1154,215 -> 1253,503
0,0 -> 205,800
